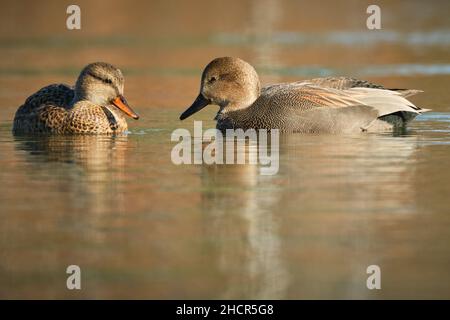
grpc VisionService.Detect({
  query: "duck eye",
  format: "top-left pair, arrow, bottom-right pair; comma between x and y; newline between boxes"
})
104,78 -> 113,84
208,76 -> 217,84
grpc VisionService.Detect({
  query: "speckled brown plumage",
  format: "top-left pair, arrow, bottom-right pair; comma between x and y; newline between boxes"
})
13,62 -> 138,135
180,57 -> 430,133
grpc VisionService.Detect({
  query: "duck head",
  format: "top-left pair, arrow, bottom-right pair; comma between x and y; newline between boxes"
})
180,57 -> 261,120
74,62 -> 139,119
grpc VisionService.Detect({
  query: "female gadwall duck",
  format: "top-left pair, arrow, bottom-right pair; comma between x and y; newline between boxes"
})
180,57 -> 429,133
13,62 -> 139,134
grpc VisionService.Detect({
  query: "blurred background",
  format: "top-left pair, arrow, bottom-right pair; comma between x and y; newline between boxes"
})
0,0 -> 449,299
1,0 -> 449,114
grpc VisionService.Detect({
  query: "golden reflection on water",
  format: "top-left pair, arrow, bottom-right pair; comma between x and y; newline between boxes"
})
14,135 -> 130,217
0,0 -> 450,299
201,142 -> 288,299
1,121 -> 450,298
199,133 -> 422,299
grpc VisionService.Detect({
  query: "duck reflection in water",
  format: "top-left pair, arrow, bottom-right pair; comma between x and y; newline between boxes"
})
199,136 -> 289,299
198,132 -> 421,299
14,134 -> 130,218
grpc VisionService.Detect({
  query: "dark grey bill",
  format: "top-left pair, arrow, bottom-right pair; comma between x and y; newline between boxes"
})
179,94 -> 210,120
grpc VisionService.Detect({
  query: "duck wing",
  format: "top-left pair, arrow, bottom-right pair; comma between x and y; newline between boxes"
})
308,76 -> 385,90
341,87 -> 428,116
261,83 -> 374,111
13,84 -> 74,134
261,82 -> 427,115
307,76 -> 423,98
20,84 -> 74,112
257,83 -> 427,133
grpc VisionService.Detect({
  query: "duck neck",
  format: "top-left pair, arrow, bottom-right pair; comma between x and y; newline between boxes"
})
216,101 -> 258,130
218,90 -> 259,115
70,88 -> 88,107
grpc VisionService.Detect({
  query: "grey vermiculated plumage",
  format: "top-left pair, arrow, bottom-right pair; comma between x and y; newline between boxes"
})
181,57 -> 429,133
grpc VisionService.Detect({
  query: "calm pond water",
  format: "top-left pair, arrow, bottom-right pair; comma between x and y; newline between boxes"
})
0,0 -> 450,299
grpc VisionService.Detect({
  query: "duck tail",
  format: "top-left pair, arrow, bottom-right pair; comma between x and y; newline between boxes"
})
388,89 -> 431,113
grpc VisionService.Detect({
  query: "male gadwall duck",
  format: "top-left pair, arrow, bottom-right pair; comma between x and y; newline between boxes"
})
180,57 -> 429,133
13,62 -> 139,134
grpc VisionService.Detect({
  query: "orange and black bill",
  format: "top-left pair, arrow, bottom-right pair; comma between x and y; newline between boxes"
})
179,94 -> 210,120
112,95 -> 139,120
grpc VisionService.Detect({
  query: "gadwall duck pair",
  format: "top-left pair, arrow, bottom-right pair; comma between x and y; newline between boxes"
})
14,58 -> 429,134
